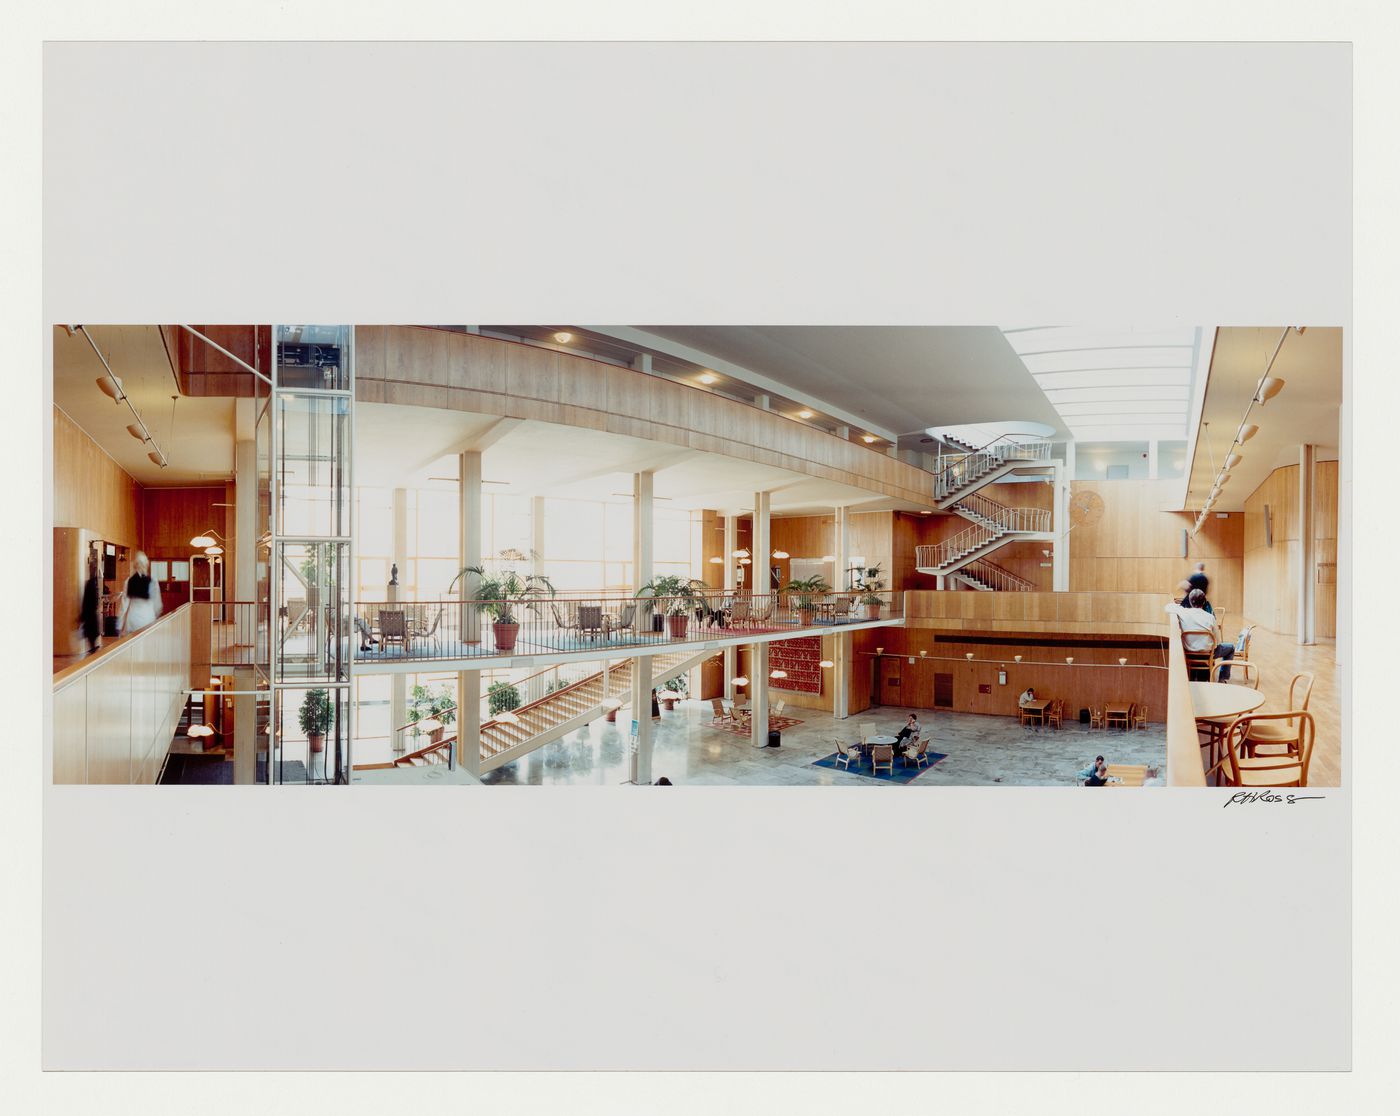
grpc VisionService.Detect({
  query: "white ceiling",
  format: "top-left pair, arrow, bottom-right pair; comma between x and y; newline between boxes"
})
616,326 -> 1068,442
1184,326 -> 1342,512
1001,326 -> 1209,443
356,403 -> 912,515
52,325 -> 237,486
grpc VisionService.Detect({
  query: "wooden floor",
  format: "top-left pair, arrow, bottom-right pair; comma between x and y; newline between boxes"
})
1238,619 -> 1341,787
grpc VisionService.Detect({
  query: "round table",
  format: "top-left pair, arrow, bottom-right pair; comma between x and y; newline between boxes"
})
1189,681 -> 1266,720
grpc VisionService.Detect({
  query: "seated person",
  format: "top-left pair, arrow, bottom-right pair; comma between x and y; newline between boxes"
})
1017,687 -> 1037,709
355,615 -> 379,651
1169,588 -> 1234,680
893,713 -> 921,753
1084,757 -> 1112,787
1077,753 -> 1106,780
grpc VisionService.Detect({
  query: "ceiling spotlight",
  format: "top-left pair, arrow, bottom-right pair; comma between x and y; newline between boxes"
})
1225,453 -> 1243,469
818,659 -> 835,669
190,535 -> 215,548
553,331 -> 573,343
698,371 -> 719,385
1255,377 -> 1285,404
772,549 -> 789,559
1237,423 -> 1259,443
148,451 -> 166,467
126,423 -> 149,442
861,434 -> 878,444
797,410 -> 814,419
96,375 -> 125,402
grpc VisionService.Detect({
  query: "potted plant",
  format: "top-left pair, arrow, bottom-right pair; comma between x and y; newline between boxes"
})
639,574 -> 709,639
298,689 -> 334,754
783,574 -> 831,625
459,563 -> 556,653
408,683 -> 456,743
487,681 -> 522,717
660,675 -> 687,710
858,566 -> 887,620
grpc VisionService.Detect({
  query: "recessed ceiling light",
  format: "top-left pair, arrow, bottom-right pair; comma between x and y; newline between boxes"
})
797,409 -> 814,419
698,371 -> 718,385
553,331 -> 573,343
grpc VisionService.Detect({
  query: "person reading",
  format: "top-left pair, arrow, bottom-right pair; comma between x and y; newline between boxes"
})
893,713 -> 920,754
1169,588 -> 1234,680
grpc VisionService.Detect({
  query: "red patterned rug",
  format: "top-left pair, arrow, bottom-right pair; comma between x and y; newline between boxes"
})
710,713 -> 805,738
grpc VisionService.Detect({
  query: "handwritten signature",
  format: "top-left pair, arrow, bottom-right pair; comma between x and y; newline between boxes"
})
1223,790 -> 1325,808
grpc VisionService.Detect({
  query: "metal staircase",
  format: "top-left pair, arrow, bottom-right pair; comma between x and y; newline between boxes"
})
951,558 -> 1036,592
932,433 -> 1054,506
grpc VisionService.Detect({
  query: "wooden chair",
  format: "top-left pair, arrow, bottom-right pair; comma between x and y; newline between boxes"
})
832,596 -> 853,621
771,698 -> 787,719
1218,711 -> 1316,787
408,608 -> 442,653
1210,660 -> 1262,689
903,736 -> 930,769
1133,704 -> 1149,731
378,610 -> 408,655
869,744 -> 894,776
1046,700 -> 1063,730
1089,706 -> 1104,730
1245,672 -> 1316,760
858,721 -> 876,745
834,738 -> 858,770
1018,704 -> 1036,729
577,605 -> 605,642
710,698 -> 734,725
1182,633 -> 1217,682
729,598 -> 752,629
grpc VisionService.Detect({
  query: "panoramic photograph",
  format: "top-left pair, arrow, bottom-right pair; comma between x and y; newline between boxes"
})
50,323 -> 1341,788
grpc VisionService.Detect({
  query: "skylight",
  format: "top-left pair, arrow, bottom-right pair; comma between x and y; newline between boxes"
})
1001,326 -> 1211,443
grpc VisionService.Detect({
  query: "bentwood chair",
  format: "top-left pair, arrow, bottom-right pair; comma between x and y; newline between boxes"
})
1133,704 -> 1149,731
378,610 -> 409,655
1210,660 -> 1262,689
1245,672 -> 1316,760
1217,711 -> 1316,788
1182,634 -> 1217,682
903,736 -> 930,769
1089,706 -> 1105,730
729,598 -> 752,630
835,738 -> 858,771
869,744 -> 895,777
858,721 -> 876,746
771,698 -> 787,719
1046,700 -> 1064,730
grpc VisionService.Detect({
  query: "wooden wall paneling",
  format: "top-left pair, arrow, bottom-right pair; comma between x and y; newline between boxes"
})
1314,460 -> 1339,639
142,487 -> 227,556
53,406 -> 144,548
52,676 -> 88,784
1243,465 -> 1300,635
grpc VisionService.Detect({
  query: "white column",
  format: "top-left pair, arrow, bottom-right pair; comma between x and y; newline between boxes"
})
632,353 -> 653,373
1052,461 -> 1069,592
531,496 -> 546,579
750,642 -> 771,749
389,487 -> 408,754
233,437 -> 257,786
835,505 -> 850,591
460,451 -> 482,643
457,668 -> 481,776
752,490 -> 771,597
836,425 -> 850,441
633,471 -> 654,590
754,393 -> 771,411
1148,439 -> 1160,480
1298,443 -> 1316,645
723,511 -> 738,697
630,654 -> 654,783
833,631 -> 850,720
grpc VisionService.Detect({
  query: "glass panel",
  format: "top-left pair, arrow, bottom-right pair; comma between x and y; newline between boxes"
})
275,540 -> 350,683
273,684 -> 350,784
276,323 -> 350,391
276,393 -> 351,537
170,560 -> 190,581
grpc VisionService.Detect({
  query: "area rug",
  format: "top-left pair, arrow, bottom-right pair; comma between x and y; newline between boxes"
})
810,749 -> 947,784
710,713 -> 805,738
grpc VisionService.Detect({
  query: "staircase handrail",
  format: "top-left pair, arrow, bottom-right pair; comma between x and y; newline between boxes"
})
933,434 -> 1053,497
915,522 -> 1000,570
962,558 -> 1036,592
955,492 -> 1053,534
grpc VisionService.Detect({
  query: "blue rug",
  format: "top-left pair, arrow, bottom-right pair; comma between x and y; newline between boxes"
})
810,749 -> 947,784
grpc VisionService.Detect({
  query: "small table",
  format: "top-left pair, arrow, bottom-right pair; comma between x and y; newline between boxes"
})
1021,699 -> 1051,727
1189,682 -> 1266,721
1104,701 -> 1133,730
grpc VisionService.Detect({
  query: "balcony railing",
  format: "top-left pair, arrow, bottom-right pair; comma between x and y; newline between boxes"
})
352,589 -> 903,664
933,435 -> 1053,499
190,600 -> 268,672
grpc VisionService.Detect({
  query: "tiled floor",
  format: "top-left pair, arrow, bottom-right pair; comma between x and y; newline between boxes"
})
479,700 -> 1167,787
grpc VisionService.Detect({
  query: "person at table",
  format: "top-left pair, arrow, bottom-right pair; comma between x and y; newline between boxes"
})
893,713 -> 921,753
1017,687 -> 1037,709
1169,588 -> 1234,680
1084,757 -> 1112,787
1077,754 -> 1105,780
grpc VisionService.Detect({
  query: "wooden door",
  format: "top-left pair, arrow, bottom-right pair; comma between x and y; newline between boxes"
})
876,657 -> 902,706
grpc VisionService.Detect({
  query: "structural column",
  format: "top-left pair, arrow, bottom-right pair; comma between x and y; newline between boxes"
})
634,471 -> 654,589
531,496 -> 546,579
832,505 -> 851,719
749,642 -> 771,749
1298,443 -> 1316,645
389,487 -> 408,754
1052,460 -> 1069,592
459,451 -> 482,643
749,490 -> 772,748
457,668 -> 481,776
233,436 -> 257,785
630,654 -> 654,783
723,510 -> 738,698
752,490 -> 771,597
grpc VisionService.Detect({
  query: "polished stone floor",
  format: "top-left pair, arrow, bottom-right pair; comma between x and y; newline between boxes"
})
479,700 -> 1167,787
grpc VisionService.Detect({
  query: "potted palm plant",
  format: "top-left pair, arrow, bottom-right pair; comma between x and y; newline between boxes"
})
660,675 -> 687,710
459,564 -> 556,653
639,574 -> 710,639
408,683 -> 456,743
858,565 -> 887,620
783,574 -> 831,626
298,689 -> 334,754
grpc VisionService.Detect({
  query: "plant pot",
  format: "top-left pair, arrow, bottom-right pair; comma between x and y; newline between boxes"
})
661,697 -> 677,711
493,619 -> 520,652
666,614 -> 689,639
865,604 -> 882,620
308,732 -> 325,754
429,727 -> 445,744
798,607 -> 816,626
605,708 -> 619,723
